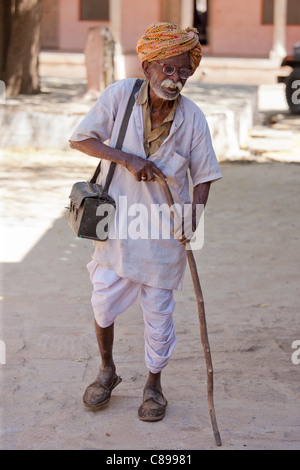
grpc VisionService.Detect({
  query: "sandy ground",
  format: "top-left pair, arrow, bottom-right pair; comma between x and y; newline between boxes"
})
0,145 -> 299,450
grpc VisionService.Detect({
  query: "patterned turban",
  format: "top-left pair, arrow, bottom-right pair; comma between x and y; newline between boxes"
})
136,22 -> 202,72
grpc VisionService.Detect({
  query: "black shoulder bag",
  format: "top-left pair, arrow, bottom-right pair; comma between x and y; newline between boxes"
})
67,79 -> 143,241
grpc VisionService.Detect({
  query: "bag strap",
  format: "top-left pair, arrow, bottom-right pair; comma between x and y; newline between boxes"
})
90,78 -> 143,190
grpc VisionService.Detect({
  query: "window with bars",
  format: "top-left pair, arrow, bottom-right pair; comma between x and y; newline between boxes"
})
262,0 -> 300,25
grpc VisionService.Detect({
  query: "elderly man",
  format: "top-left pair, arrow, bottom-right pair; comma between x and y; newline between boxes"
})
69,22 -> 222,422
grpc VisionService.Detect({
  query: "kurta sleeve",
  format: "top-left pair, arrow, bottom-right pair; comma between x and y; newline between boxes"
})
189,111 -> 222,186
69,81 -> 123,143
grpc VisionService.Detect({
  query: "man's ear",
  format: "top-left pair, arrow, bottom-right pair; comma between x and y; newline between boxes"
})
142,60 -> 151,79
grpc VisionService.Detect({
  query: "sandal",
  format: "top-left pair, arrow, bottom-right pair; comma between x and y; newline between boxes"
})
138,388 -> 168,422
83,374 -> 122,411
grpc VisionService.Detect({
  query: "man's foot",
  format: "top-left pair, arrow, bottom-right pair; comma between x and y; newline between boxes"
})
138,387 -> 168,422
83,369 -> 122,411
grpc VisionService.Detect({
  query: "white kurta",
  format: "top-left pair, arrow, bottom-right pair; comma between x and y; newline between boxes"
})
70,78 -> 222,290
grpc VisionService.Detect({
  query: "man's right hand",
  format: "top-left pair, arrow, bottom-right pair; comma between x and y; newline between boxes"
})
124,154 -> 167,182
70,138 -> 166,183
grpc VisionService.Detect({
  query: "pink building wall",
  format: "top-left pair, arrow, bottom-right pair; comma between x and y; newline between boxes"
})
120,0 -> 161,54
209,0 -> 299,57
45,0 -> 300,57
118,0 -> 162,78
58,0 -> 109,51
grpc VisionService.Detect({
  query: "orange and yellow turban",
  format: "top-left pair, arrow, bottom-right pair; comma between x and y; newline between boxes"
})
136,22 -> 202,72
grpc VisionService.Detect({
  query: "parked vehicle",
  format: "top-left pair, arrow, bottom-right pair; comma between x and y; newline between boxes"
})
278,42 -> 300,114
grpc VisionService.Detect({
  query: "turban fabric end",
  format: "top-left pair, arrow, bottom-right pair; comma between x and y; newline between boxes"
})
136,22 -> 202,72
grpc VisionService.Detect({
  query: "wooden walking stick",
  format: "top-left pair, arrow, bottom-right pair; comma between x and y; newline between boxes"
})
154,175 -> 222,447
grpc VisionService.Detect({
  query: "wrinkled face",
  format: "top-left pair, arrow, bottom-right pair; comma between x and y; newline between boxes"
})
143,53 -> 192,101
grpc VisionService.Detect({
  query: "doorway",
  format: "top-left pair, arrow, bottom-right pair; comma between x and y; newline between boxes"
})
194,0 -> 209,45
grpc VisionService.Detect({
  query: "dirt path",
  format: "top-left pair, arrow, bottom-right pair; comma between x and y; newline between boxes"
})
1,148 -> 299,450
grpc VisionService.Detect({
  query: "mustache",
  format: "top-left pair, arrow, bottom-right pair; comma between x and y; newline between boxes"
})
161,78 -> 183,92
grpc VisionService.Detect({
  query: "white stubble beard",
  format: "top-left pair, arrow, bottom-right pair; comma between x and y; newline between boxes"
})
149,77 -> 183,101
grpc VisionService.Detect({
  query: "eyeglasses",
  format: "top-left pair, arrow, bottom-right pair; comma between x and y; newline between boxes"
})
154,61 -> 193,80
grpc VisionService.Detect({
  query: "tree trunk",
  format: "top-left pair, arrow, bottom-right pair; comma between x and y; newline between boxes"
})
0,1 -> 11,77
0,0 -> 42,96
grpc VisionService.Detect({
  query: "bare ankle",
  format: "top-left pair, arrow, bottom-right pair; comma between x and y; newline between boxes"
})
144,371 -> 162,393
97,364 -> 116,386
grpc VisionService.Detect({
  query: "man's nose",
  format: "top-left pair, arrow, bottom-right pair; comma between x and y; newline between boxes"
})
171,69 -> 181,82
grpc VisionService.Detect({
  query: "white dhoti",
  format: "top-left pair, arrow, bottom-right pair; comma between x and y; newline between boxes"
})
87,260 -> 177,374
